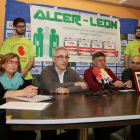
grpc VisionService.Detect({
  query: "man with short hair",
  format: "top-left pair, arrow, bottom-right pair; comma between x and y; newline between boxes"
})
84,52 -> 124,91
122,55 -> 140,88
125,26 -> 140,69
122,55 -> 140,139
0,17 -> 36,84
40,47 -> 88,140
84,52 -> 124,140
40,47 -> 88,94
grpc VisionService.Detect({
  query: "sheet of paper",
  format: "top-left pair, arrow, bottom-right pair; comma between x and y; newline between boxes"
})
119,89 -> 136,92
0,102 -> 51,110
11,95 -> 54,102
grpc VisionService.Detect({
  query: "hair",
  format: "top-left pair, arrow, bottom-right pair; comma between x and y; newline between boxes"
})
13,18 -> 25,27
52,47 -> 68,56
0,53 -> 21,76
92,52 -> 106,61
135,26 -> 140,34
131,55 -> 140,61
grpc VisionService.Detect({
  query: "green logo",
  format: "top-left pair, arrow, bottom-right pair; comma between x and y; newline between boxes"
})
33,9 -> 117,29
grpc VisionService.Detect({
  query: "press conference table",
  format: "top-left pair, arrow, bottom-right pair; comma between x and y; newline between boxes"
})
6,91 -> 140,140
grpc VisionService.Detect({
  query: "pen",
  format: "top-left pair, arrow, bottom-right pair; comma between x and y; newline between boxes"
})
123,82 -> 127,86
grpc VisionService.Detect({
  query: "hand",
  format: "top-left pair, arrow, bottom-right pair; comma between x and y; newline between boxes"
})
55,87 -> 69,94
113,80 -> 124,88
124,80 -> 132,88
22,85 -> 38,97
21,69 -> 28,78
74,82 -> 87,90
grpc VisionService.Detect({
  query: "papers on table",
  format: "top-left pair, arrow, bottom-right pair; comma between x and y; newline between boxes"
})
11,95 -> 54,102
119,89 -> 136,92
0,102 -> 51,110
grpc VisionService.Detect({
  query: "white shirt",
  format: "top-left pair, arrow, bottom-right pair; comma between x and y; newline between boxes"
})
55,68 -> 66,83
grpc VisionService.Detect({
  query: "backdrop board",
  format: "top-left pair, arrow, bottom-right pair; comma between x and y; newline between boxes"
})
30,5 -> 121,63
4,0 -> 138,84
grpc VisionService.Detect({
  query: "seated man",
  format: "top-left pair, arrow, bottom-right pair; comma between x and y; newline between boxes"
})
122,55 -> 140,140
84,52 -> 124,90
40,47 -> 88,94
122,55 -> 140,88
40,47 -> 89,140
84,52 -> 124,140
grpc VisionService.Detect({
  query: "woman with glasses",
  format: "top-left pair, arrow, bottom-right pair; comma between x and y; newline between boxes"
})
0,53 -> 38,140
0,53 -> 38,99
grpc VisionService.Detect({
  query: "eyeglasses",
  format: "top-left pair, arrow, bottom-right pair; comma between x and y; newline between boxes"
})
15,26 -> 26,29
6,60 -> 20,65
54,55 -> 70,60
131,62 -> 140,65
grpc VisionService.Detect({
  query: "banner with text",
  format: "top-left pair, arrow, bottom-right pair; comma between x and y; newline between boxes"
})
30,5 -> 121,62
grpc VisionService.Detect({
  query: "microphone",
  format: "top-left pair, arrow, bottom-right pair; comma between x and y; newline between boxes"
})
92,67 -> 105,83
92,67 -> 107,90
92,67 -> 112,95
100,69 -> 117,89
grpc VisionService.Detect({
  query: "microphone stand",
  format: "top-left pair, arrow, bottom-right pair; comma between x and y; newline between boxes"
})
96,79 -> 111,96
106,83 -> 112,94
102,79 -> 104,90
109,82 -> 120,95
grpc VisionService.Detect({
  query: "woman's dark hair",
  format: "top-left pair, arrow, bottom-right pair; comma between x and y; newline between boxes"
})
0,53 -> 21,76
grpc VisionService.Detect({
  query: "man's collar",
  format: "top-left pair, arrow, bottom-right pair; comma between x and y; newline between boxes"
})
55,68 -> 66,76
52,64 -> 68,73
135,39 -> 140,42
14,35 -> 24,38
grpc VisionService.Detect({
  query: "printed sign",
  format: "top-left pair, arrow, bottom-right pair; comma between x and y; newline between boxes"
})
30,5 -> 121,63
31,67 -> 42,75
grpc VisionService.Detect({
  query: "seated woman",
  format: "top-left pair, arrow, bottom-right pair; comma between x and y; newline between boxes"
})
0,53 -> 38,140
0,53 -> 38,100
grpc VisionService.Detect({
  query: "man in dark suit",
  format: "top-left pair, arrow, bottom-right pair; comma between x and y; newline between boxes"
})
122,55 -> 140,88
122,55 -> 140,140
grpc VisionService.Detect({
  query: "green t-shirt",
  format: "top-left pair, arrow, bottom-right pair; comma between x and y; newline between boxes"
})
125,40 -> 140,59
0,36 -> 36,80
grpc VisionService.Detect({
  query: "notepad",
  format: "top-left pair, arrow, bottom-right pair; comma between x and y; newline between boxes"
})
0,102 -> 51,110
11,95 -> 54,102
